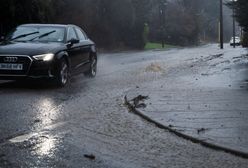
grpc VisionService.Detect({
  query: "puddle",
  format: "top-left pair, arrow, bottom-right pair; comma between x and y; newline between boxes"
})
9,132 -> 61,157
9,133 -> 38,143
35,135 -> 58,156
8,122 -> 66,144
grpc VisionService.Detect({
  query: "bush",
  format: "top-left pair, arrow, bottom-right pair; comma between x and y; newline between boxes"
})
242,32 -> 248,47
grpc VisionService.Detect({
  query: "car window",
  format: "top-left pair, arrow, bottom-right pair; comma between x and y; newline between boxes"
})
67,27 -> 78,41
75,28 -> 86,41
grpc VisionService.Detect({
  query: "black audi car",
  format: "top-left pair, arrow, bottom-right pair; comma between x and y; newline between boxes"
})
0,24 -> 97,86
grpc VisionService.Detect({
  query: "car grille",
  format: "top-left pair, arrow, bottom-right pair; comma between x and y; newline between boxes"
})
0,55 -> 32,76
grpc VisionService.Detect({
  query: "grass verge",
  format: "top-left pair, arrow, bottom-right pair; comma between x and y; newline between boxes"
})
144,42 -> 176,50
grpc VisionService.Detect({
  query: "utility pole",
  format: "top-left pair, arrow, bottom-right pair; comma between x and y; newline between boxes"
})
232,0 -> 236,48
220,0 -> 224,49
232,6 -> 236,48
159,0 -> 167,48
241,28 -> 243,39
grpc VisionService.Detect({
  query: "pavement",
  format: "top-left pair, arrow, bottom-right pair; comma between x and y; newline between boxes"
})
125,44 -> 248,156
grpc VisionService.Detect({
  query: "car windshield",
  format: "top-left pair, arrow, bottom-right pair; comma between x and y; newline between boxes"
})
6,26 -> 65,43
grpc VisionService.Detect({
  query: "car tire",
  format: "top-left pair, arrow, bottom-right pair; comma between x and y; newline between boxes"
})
85,54 -> 97,78
55,58 -> 69,87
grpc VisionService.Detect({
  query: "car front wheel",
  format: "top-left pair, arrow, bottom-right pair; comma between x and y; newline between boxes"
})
55,58 -> 69,87
85,54 -> 97,78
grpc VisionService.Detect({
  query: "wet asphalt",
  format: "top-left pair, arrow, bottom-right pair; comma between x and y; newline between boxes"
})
0,44 -> 248,168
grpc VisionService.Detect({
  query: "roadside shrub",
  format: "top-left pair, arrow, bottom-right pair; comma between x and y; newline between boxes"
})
242,32 -> 248,47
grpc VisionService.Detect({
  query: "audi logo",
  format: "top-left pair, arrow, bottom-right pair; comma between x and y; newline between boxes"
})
3,57 -> 18,63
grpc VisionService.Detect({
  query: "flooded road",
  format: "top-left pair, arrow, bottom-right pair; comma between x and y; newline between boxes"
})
1,44 -> 248,167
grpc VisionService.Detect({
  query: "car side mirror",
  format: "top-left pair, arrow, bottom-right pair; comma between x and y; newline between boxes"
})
67,38 -> 79,46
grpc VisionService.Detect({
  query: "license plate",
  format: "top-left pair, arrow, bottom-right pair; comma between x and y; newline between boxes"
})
0,63 -> 23,70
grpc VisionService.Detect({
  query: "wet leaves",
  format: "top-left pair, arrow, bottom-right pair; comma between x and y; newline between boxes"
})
34,119 -> 41,123
135,103 -> 147,108
124,95 -> 149,111
131,95 -> 149,109
197,128 -> 208,134
201,73 -> 209,76
84,154 -> 96,160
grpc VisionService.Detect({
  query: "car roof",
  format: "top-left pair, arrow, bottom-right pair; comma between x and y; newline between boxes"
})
19,24 -> 76,28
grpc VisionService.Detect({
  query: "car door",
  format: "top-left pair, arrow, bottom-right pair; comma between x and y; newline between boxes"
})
66,27 -> 81,70
74,27 -> 92,69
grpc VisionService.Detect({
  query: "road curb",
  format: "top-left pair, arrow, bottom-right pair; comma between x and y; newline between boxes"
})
124,96 -> 248,159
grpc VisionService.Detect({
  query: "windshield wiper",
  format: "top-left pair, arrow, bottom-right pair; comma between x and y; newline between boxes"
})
10,31 -> 39,41
29,30 -> 56,41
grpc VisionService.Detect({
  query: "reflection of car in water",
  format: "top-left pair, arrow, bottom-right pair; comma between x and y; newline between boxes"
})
0,24 -> 97,87
230,36 -> 241,46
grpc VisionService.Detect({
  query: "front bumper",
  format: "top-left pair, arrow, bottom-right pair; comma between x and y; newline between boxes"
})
0,55 -> 56,80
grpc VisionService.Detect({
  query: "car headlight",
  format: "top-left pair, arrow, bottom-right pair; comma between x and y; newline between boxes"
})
33,53 -> 54,61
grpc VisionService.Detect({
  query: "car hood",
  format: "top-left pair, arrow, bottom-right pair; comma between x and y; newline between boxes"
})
0,42 -> 65,56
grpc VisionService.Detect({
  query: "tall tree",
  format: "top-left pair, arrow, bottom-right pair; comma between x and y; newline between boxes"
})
0,0 -> 54,34
130,0 -> 153,48
227,0 -> 248,47
228,0 -> 248,31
